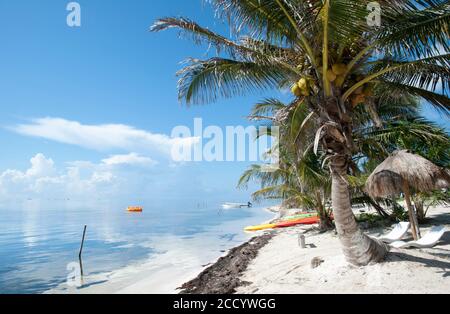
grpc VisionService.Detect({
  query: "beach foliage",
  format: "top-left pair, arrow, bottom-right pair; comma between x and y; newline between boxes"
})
153,0 -> 450,265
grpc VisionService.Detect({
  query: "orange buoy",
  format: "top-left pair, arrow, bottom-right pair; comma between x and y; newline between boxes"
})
127,206 -> 143,212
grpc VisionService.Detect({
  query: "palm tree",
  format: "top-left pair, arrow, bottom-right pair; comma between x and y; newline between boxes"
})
152,0 -> 450,265
240,89 -> 449,226
238,100 -> 334,229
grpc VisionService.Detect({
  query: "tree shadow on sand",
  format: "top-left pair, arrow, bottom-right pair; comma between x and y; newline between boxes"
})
422,211 -> 450,226
385,230 -> 450,278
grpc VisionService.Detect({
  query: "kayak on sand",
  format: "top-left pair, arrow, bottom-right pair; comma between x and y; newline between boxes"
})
281,212 -> 317,221
275,216 -> 320,228
244,223 -> 277,232
244,216 -> 320,232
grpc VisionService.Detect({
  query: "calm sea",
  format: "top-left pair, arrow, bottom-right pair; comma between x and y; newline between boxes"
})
0,199 -> 273,294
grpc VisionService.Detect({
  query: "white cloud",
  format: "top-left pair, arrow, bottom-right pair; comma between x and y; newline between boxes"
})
11,117 -> 198,157
0,154 -> 117,200
0,152 -> 237,205
101,153 -> 157,167
26,153 -> 56,177
0,154 -> 56,185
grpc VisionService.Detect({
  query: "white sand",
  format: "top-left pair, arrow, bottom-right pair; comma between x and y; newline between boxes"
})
237,205 -> 450,294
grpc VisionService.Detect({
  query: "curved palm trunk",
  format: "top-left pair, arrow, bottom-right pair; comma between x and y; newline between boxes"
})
331,158 -> 389,266
321,97 -> 389,266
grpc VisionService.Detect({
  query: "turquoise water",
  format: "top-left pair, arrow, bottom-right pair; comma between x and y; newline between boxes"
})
0,199 -> 272,294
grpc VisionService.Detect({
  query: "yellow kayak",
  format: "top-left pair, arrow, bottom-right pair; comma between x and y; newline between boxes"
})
244,223 -> 276,232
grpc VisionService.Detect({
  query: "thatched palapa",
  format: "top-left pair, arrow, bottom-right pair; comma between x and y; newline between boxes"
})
366,150 -> 450,199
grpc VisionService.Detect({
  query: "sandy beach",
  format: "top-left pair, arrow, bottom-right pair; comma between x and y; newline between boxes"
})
236,205 -> 450,294
46,205 -> 449,294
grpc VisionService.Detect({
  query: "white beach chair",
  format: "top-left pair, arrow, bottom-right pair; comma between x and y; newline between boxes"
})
378,222 -> 410,243
390,226 -> 447,249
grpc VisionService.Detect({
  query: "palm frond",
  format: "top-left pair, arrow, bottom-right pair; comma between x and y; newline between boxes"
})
151,17 -> 251,57
177,57 -> 296,104
373,54 -> 450,92
377,2 -> 450,58
378,81 -> 450,115
211,0 -> 299,43
344,54 -> 450,102
251,98 -> 287,116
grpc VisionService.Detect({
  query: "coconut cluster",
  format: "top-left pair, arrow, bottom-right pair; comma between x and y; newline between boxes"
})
291,62 -> 374,107
325,63 -> 347,87
351,83 -> 374,107
291,77 -> 310,97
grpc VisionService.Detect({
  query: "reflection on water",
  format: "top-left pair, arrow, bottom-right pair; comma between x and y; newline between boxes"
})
0,199 -> 273,294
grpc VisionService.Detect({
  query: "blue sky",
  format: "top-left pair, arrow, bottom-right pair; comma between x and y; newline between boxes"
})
0,0 -> 280,204
0,0 -> 447,204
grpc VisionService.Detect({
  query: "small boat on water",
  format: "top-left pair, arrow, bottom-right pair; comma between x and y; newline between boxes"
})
127,206 -> 143,212
221,202 -> 253,209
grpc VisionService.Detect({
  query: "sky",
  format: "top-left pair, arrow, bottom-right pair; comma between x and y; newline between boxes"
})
0,0 -> 447,205
0,0 -> 281,205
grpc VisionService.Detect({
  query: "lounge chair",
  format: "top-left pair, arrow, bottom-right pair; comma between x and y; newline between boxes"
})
378,222 -> 410,243
390,226 -> 447,249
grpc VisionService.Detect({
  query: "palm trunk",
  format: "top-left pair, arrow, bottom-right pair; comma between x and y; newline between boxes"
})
320,97 -> 388,266
316,190 -> 334,231
315,190 -> 333,230
331,158 -> 389,265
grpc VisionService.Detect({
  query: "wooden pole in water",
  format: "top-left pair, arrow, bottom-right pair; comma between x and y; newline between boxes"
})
79,225 -> 87,259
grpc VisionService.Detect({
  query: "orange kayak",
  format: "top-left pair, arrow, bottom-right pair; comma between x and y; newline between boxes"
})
127,206 -> 143,212
245,216 -> 321,232
275,216 -> 320,228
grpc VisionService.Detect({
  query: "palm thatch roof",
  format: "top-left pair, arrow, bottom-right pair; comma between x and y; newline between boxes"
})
366,150 -> 450,198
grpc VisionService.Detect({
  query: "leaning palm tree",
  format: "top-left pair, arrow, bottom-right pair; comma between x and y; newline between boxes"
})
152,0 -> 450,265
241,88 -> 449,225
237,113 -> 334,230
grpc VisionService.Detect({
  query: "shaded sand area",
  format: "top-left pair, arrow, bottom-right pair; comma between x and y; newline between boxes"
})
236,206 -> 450,294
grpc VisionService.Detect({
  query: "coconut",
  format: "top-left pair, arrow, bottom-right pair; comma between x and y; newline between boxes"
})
351,96 -> 359,107
297,78 -> 308,89
301,85 -> 310,96
335,75 -> 346,87
351,94 -> 366,107
332,63 -> 347,76
326,70 -> 337,82
291,84 -> 303,97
